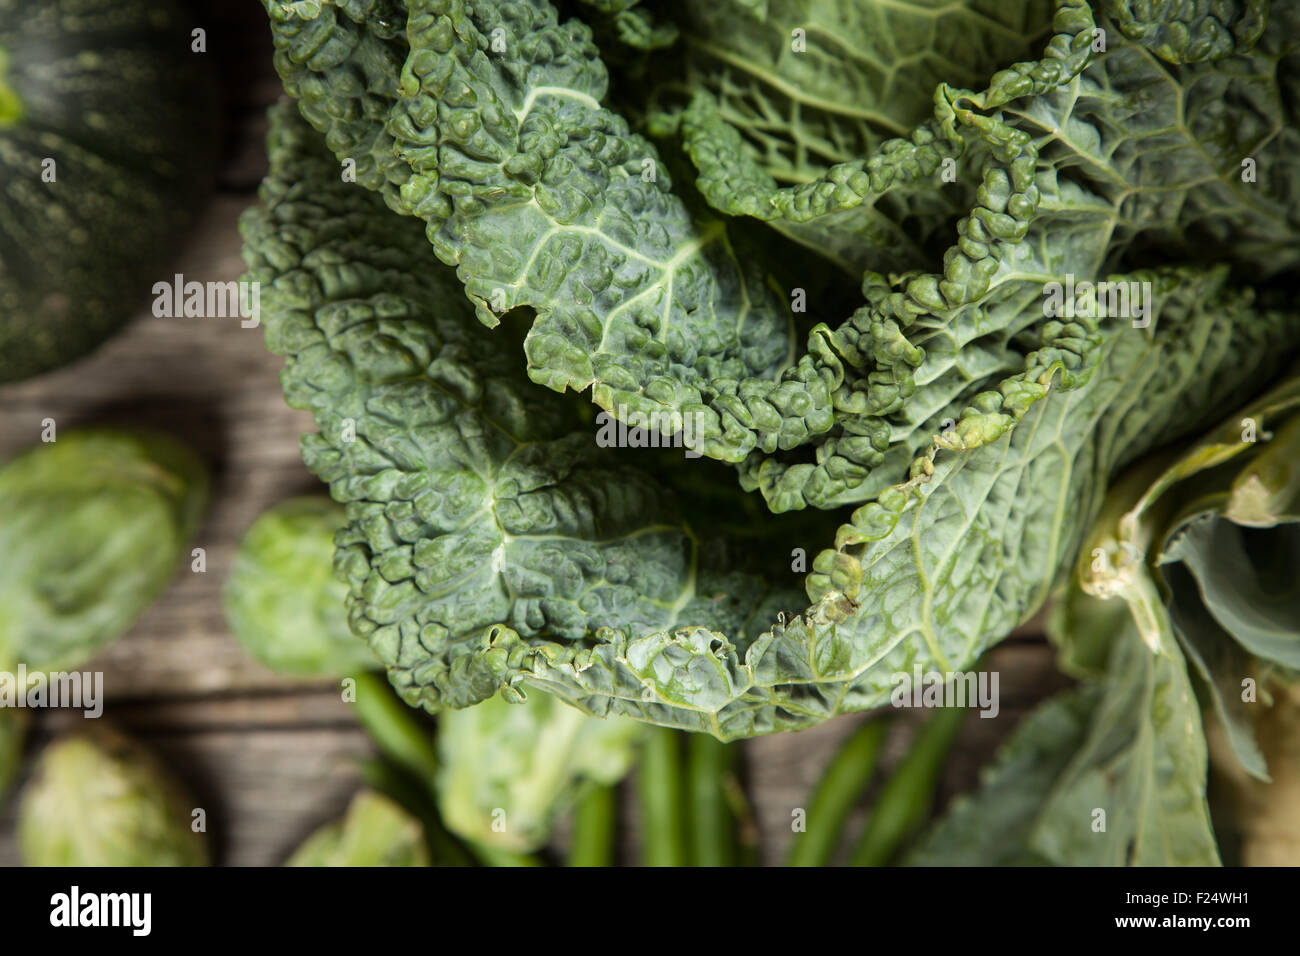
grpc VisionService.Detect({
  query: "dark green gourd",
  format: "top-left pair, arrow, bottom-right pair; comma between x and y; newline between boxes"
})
0,0 -> 217,383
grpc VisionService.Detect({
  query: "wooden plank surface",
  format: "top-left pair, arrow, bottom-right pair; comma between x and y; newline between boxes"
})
0,1 -> 1068,866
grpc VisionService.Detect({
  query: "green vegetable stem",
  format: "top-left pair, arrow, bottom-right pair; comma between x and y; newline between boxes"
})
788,717 -> 890,867
352,672 -> 442,788
351,673 -> 475,865
639,728 -> 686,867
568,784 -> 618,867
470,844 -> 544,868
686,733 -> 738,867
851,707 -> 966,867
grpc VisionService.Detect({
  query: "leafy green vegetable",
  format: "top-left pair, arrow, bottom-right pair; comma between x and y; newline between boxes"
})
287,789 -> 430,866
436,690 -> 643,853
659,0 -> 1056,176
910,688 -> 1095,865
643,0 -> 1056,276
917,366 -> 1300,867
244,0 -> 1300,740
1072,366 -> 1300,778
913,620 -> 1220,866
18,727 -> 207,867
222,499 -> 635,863
224,496 -> 379,677
0,429 -> 208,672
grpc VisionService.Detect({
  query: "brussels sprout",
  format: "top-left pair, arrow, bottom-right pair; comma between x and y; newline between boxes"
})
437,691 -> 644,853
223,496 -> 376,677
286,790 -> 429,866
18,727 -> 207,866
0,709 -> 27,808
0,429 -> 208,671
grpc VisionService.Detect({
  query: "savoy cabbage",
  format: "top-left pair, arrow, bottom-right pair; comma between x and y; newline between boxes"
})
241,0 -> 1299,741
